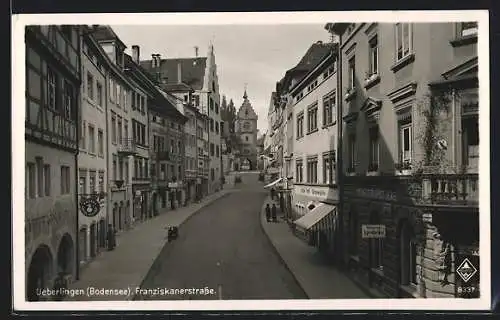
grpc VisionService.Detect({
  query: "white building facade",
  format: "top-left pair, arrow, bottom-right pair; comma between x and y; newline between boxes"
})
77,30 -> 109,266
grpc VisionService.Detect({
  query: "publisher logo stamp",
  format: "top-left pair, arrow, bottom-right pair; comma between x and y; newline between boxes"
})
456,258 -> 477,283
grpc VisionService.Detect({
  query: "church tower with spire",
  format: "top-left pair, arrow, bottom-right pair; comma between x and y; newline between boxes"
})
235,86 -> 259,171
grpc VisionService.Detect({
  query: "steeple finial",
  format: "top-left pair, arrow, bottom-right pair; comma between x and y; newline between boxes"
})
243,83 -> 248,99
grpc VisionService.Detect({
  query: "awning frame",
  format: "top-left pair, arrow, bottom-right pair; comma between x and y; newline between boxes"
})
294,204 -> 336,231
264,177 -> 283,189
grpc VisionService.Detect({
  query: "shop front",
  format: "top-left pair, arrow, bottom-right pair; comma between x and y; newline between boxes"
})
342,176 -> 479,298
168,181 -> 185,209
132,184 -> 151,222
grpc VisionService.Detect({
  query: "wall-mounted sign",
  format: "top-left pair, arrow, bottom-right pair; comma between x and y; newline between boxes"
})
294,185 -> 331,201
361,224 -> 386,238
79,198 -> 101,217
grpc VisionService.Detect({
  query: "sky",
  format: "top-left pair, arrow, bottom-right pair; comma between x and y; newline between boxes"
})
111,24 -> 331,133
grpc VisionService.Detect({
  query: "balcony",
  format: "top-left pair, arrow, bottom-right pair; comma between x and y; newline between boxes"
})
117,138 -> 137,156
344,173 -> 479,207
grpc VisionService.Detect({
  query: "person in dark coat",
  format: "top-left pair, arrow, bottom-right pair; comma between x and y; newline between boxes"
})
107,224 -> 116,250
271,203 -> 278,222
270,187 -> 275,200
265,204 -> 271,222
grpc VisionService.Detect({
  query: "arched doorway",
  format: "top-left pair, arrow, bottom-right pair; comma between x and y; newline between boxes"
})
89,223 -> 96,258
78,227 -> 87,265
57,233 -> 74,276
27,244 -> 53,301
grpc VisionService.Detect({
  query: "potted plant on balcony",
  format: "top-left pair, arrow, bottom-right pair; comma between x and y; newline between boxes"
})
367,163 -> 379,176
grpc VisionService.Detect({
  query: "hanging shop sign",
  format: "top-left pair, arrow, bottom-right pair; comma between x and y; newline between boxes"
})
79,198 -> 101,217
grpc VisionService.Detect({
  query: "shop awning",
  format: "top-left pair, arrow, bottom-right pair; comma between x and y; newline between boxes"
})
294,204 -> 336,230
264,177 -> 283,188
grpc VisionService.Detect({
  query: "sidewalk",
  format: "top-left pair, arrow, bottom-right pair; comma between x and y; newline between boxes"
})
260,196 -> 373,299
65,189 -> 231,301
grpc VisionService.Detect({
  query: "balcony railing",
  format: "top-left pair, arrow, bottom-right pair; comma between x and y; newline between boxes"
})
118,138 -> 137,156
421,174 -> 479,205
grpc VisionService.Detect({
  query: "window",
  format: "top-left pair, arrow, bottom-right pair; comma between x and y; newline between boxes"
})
36,157 -> 43,197
395,23 -> 412,61
111,113 -> 117,144
369,211 -> 384,269
43,164 -> 51,196
210,143 -> 215,157
245,136 -> 249,142
87,73 -> 94,100
296,112 -> 304,138
307,158 -> 318,184
369,36 -> 379,75
98,129 -> 104,157
123,120 -> 128,141
79,171 -> 87,195
462,116 -> 479,167
117,117 -> 122,145
369,126 -> 379,171
88,125 -> 95,153
98,171 -> 104,192
307,103 -> 318,133
216,145 -> 219,157
119,159 -> 123,180
211,168 -> 215,181
215,103 -> 219,114
323,92 -> 336,126
215,121 -> 219,134
116,84 -> 121,106
96,82 -> 103,107
160,164 -> 166,180
296,161 -> 303,183
112,155 -> 117,181
26,162 -> 35,198
178,141 -> 182,154
193,95 -> 200,106
348,56 -> 356,90
47,68 -> 57,110
458,22 -> 478,37
80,121 -> 86,150
400,123 -> 412,163
323,153 -> 336,184
61,165 -> 71,194
178,165 -> 182,179
348,134 -> 356,170
131,92 -> 136,110
63,81 -> 75,120
210,119 -> 214,132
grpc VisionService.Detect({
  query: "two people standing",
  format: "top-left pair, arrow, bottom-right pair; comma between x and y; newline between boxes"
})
265,203 -> 278,223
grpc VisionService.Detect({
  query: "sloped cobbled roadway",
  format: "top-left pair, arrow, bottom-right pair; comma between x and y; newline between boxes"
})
134,175 -> 307,300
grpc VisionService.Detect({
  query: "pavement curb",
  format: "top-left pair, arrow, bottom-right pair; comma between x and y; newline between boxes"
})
258,196 -> 310,299
130,190 -> 232,300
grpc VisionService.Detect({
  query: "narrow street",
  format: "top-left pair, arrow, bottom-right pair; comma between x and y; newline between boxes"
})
136,174 -> 307,300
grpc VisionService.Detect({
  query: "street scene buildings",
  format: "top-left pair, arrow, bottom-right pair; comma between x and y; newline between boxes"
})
20,19 -> 484,305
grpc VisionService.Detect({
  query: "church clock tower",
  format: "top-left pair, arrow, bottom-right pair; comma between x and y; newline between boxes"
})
235,88 -> 258,171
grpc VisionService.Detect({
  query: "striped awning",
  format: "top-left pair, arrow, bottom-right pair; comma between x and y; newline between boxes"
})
294,204 -> 336,230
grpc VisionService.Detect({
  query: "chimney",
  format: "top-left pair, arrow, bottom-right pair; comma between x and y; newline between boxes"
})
132,45 -> 140,64
194,46 -> 199,57
151,54 -> 157,68
177,61 -> 182,83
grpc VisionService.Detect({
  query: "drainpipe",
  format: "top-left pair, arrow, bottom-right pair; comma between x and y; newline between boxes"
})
75,26 -> 83,281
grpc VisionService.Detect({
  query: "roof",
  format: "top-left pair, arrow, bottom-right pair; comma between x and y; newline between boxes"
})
277,41 -> 334,95
140,57 -> 207,91
124,54 -> 187,122
162,83 -> 195,92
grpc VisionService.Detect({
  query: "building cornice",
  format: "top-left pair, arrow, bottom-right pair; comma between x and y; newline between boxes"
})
387,82 -> 418,104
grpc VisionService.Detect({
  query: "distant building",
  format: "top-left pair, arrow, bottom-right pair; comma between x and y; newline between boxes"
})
140,45 -> 222,194
235,90 -> 259,171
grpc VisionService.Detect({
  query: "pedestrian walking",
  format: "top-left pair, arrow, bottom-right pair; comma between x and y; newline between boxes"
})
271,203 -> 278,222
270,187 -> 275,200
265,203 -> 271,222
